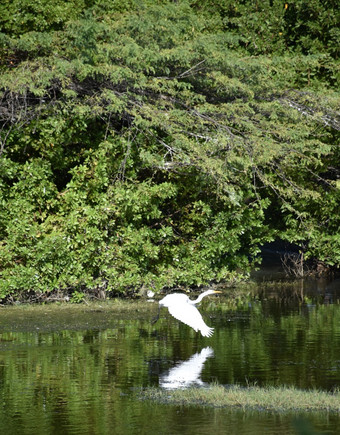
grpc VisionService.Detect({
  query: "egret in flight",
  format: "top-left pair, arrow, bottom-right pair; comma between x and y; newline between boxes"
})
153,290 -> 222,337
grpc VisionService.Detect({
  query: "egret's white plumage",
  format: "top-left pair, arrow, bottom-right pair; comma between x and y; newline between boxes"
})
157,290 -> 221,337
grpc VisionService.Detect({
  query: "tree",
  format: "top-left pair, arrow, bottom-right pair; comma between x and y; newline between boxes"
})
0,1 -> 339,300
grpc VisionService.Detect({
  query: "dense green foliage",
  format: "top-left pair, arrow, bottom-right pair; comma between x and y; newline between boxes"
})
0,0 -> 339,299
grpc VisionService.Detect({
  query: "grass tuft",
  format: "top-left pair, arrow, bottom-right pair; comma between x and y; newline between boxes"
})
140,384 -> 340,413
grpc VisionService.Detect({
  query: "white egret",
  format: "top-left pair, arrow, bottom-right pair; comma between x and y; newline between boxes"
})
153,290 -> 222,337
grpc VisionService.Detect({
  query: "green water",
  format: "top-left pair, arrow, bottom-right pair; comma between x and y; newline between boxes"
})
0,278 -> 339,434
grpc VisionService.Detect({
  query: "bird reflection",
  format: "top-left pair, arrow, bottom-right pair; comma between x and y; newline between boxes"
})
159,347 -> 214,390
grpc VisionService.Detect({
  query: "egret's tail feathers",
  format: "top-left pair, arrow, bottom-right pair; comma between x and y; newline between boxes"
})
200,326 -> 214,337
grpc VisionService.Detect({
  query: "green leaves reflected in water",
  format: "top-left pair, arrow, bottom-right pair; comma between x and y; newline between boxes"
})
0,323 -> 154,434
0,290 -> 339,434
210,298 -> 340,389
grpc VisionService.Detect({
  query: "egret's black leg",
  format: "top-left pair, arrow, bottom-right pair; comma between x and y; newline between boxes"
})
151,306 -> 160,324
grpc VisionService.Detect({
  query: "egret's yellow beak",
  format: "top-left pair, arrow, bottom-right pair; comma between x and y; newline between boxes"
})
213,290 -> 222,294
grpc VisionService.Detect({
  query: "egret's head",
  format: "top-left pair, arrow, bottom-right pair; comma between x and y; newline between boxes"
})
205,290 -> 222,296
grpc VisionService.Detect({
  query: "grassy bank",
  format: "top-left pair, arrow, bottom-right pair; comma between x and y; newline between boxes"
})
141,384 -> 340,414
0,299 -> 158,332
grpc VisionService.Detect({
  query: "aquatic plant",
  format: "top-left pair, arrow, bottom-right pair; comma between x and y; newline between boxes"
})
141,384 -> 340,413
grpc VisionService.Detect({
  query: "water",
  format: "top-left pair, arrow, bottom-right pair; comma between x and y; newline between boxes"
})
0,277 -> 339,434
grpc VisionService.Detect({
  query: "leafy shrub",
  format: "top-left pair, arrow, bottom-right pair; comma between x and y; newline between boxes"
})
0,1 -> 339,300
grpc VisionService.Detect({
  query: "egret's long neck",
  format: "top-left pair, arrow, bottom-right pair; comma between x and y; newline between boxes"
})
190,291 -> 211,305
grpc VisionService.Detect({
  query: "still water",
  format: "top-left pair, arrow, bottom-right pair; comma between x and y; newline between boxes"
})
0,277 -> 339,434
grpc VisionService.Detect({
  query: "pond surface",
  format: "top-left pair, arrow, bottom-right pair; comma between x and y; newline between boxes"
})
0,276 -> 339,434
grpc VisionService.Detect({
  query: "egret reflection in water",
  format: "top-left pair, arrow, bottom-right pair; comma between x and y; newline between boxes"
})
160,347 -> 214,390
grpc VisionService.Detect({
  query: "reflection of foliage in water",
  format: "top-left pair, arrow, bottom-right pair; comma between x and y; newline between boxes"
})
0,321 -> 165,433
210,296 -> 340,390
0,291 -> 339,432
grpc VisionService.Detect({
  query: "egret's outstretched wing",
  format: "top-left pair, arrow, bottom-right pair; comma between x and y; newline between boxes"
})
167,303 -> 214,337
